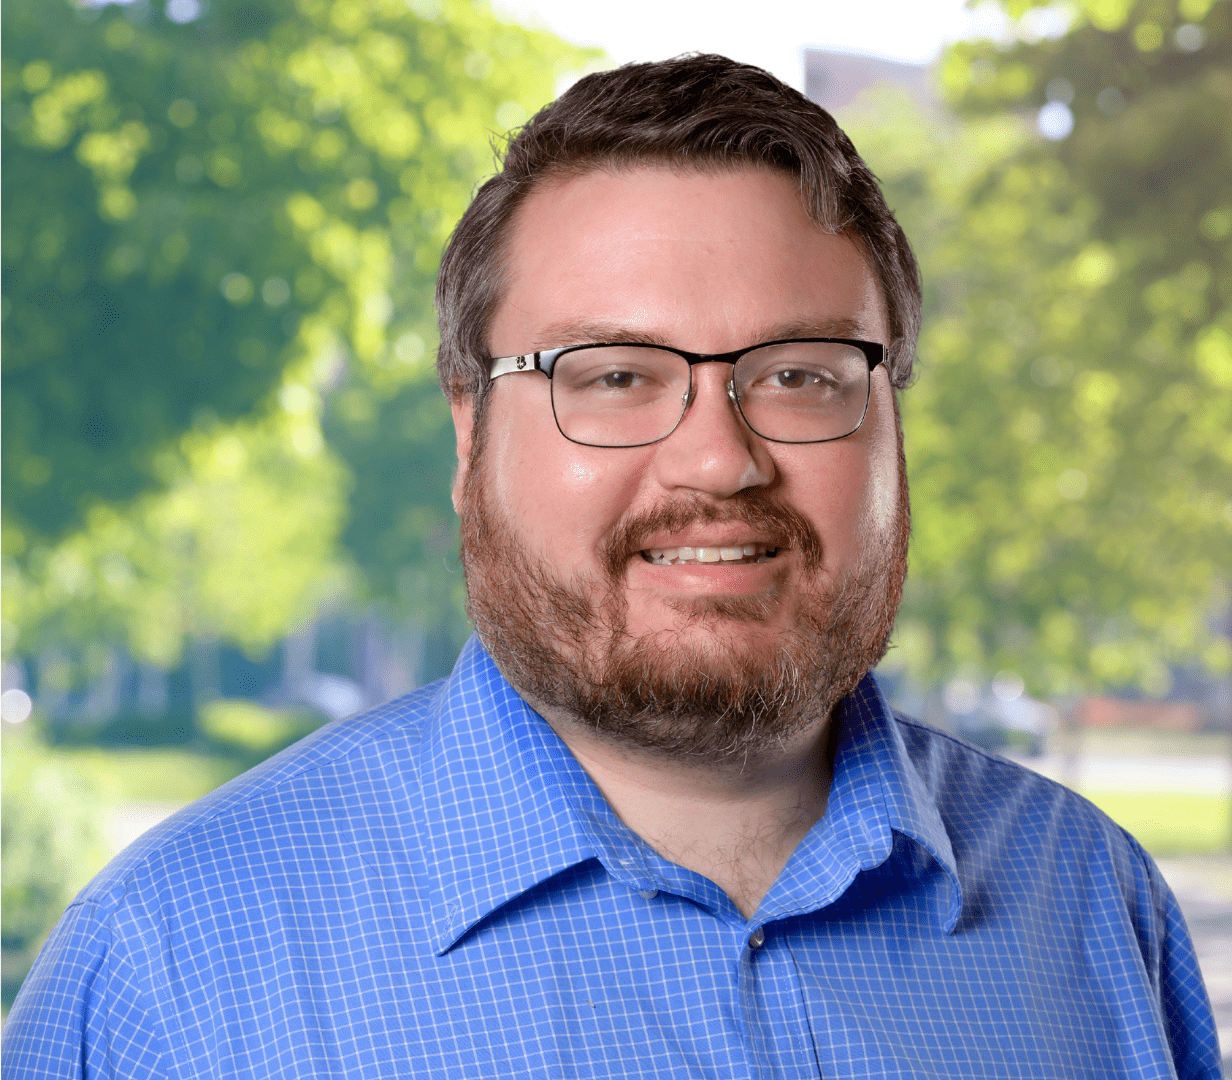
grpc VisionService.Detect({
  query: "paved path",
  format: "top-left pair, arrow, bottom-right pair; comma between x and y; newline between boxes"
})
105,801 -> 182,855
1006,751 -> 1232,795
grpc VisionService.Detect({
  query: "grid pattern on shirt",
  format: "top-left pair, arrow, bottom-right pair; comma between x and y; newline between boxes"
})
3,635 -> 1222,1080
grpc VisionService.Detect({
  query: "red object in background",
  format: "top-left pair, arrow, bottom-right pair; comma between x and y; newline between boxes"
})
1079,697 -> 1204,733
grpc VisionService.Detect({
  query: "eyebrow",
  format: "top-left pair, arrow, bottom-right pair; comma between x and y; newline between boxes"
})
528,316 -> 873,352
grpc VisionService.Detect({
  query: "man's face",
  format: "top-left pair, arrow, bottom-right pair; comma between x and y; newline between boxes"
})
452,166 -> 908,758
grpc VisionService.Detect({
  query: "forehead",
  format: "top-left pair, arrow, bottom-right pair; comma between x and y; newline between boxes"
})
491,165 -> 888,355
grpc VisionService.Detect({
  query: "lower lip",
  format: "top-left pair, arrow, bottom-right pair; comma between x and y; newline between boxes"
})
626,555 -> 786,595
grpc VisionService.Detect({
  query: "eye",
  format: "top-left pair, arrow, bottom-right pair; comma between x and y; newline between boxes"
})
770,369 -> 815,389
600,371 -> 638,389
766,367 -> 838,391
554,346 -> 685,400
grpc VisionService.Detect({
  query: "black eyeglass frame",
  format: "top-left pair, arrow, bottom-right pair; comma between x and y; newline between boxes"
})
487,337 -> 887,448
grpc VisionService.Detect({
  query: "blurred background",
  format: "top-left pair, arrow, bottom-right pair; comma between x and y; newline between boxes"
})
2,0 -> 1230,1056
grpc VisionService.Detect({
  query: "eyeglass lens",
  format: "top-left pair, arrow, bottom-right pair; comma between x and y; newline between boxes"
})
550,342 -> 873,447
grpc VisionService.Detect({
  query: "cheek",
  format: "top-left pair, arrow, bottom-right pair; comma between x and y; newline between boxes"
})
795,375 -> 901,544
564,458 -> 608,487
863,393 -> 903,536
484,388 -> 645,561
782,445 -> 874,540
777,411 -> 899,556
844,430 -> 900,540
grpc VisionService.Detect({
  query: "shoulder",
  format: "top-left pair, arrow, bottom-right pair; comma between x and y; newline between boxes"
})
886,710 -> 1174,948
74,678 -> 451,920
889,709 -> 1155,879
3,680 -> 463,1069
893,709 -> 1093,811
884,712 -> 1219,1071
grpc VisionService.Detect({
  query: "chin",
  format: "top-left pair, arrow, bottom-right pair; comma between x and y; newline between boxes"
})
628,626 -> 783,675
674,588 -> 806,631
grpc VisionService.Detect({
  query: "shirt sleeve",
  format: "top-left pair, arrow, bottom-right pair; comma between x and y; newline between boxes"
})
1151,865 -> 1224,1080
2,898 -> 172,1080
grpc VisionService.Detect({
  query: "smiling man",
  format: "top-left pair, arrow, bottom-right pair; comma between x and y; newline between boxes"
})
5,55 -> 1220,1080
450,162 -> 908,918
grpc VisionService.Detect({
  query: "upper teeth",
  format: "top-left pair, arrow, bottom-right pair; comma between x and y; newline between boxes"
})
643,544 -> 777,565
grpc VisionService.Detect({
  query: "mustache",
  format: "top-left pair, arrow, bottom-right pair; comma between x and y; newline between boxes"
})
598,490 -> 824,580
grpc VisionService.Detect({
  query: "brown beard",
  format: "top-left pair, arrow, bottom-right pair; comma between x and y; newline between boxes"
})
459,415 -> 910,763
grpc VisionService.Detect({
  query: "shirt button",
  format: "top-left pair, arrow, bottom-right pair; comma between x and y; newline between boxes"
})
638,888 -> 658,899
748,927 -> 765,948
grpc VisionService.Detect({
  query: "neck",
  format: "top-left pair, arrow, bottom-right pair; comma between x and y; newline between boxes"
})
528,695 -> 837,919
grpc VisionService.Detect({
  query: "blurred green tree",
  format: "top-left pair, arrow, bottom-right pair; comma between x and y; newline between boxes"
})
2,0 -> 593,672
1,731 -> 109,1006
854,0 -> 1231,696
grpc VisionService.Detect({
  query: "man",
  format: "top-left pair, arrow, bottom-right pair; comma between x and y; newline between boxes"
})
4,55 -> 1220,1078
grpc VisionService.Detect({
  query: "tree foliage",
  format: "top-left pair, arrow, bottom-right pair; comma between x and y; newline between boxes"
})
854,0 -> 1232,695
2,0 -> 593,666
1,732 -> 107,961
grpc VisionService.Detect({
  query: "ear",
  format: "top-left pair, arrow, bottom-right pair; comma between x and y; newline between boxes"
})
450,395 -> 476,516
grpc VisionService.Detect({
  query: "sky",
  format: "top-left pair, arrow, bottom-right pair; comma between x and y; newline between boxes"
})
488,0 -> 1014,90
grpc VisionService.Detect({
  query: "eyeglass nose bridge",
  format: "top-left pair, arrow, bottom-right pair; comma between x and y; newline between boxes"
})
675,363 -> 746,427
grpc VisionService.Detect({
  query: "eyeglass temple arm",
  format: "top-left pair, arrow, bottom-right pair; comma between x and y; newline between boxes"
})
490,353 -> 540,379
489,346 -> 575,380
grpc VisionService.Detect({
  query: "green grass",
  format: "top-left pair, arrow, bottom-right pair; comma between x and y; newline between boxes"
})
1077,729 -> 1231,758
3,725 -> 251,803
3,699 -> 326,804
1081,791 -> 1232,856
1,718 -> 310,1013
26,742 -> 248,803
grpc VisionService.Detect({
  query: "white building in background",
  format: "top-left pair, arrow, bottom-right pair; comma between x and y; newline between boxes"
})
802,49 -> 937,114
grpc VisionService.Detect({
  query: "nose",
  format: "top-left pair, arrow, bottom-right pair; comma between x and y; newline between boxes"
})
651,363 -> 775,498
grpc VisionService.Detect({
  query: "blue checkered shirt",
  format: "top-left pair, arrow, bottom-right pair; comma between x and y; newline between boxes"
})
4,635 -> 1220,1078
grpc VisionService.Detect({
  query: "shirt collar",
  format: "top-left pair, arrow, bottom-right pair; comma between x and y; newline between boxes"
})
417,640 -> 580,954
417,638 -> 963,953
756,674 -> 964,933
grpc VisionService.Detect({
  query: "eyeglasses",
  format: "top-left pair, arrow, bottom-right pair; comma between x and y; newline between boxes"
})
487,337 -> 886,448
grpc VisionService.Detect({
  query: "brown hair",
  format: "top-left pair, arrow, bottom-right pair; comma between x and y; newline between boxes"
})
435,54 -> 921,408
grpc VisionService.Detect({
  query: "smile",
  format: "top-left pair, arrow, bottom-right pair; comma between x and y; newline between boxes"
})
640,544 -> 781,566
